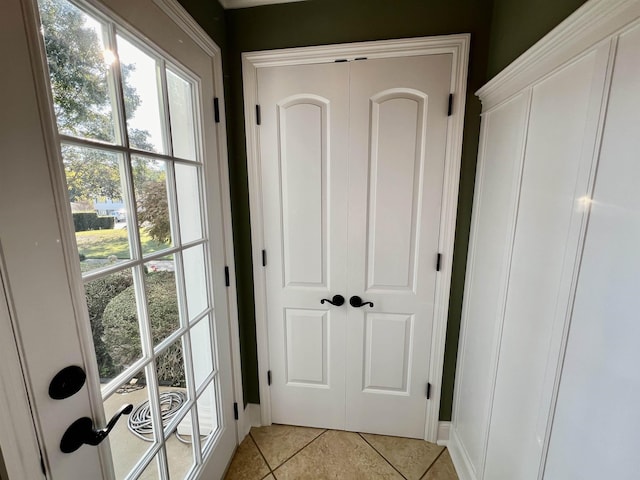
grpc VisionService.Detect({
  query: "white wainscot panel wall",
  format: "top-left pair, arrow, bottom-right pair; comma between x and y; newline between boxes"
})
449,1 -> 640,479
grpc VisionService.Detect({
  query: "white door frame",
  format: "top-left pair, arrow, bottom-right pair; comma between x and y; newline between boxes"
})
0,0 -> 244,476
242,34 -> 470,442
0,248 -> 44,480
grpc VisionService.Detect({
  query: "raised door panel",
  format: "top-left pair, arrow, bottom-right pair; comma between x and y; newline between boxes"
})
284,309 -> 328,386
367,90 -> 427,291
452,92 -> 530,476
346,55 -> 452,438
484,46 -> 610,480
363,313 -> 413,393
545,23 -> 640,480
257,62 -> 349,429
279,97 -> 328,287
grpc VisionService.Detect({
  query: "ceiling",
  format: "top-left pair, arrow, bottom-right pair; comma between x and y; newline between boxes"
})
219,0 -> 307,9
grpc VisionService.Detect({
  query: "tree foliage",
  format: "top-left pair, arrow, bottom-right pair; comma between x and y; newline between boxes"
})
39,0 -> 115,142
39,0 -> 153,201
137,180 -> 171,243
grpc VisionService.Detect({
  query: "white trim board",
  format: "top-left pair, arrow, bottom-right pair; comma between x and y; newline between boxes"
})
0,247 -> 44,480
153,0 -> 221,57
437,421 -> 451,446
478,0 -> 640,109
239,403 -> 262,440
242,34 -> 470,442
448,425 -> 478,480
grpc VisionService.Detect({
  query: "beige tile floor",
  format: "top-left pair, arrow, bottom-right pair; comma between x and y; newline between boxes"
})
224,424 -> 458,480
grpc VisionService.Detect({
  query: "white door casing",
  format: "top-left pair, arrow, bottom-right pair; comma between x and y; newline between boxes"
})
243,35 -> 469,441
0,0 -> 240,478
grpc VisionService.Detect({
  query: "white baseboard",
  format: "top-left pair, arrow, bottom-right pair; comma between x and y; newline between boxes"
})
236,402 -> 262,440
247,403 -> 262,427
437,421 -> 451,446
447,425 -> 478,480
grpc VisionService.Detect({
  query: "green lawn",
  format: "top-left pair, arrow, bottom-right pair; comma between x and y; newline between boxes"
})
76,228 -> 170,259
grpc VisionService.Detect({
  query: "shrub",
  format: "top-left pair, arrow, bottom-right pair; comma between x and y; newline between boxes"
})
73,212 -> 115,232
85,271 -> 134,378
102,271 -> 184,386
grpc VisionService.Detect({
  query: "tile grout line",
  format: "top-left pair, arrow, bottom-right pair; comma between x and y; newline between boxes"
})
252,428 -> 329,477
419,446 -> 447,479
357,433 -> 409,480
271,429 -> 329,477
249,431 -> 275,478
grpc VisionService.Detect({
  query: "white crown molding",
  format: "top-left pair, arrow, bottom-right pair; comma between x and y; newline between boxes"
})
243,33 -> 470,68
220,0 -> 307,9
153,0 -> 220,57
478,0 -> 640,109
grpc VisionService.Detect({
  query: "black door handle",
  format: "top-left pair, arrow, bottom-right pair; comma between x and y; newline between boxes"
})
320,294 -> 345,306
60,403 -> 134,453
349,295 -> 374,308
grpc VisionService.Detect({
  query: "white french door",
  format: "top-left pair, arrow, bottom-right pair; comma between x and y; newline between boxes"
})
0,0 -> 236,479
253,50 -> 453,439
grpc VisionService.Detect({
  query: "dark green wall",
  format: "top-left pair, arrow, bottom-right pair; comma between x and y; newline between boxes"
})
177,0 -> 226,49
177,0 -> 589,422
487,0 -> 587,78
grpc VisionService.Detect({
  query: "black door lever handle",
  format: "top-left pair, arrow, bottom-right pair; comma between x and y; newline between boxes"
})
349,295 -> 374,308
320,294 -> 345,306
60,403 -> 133,453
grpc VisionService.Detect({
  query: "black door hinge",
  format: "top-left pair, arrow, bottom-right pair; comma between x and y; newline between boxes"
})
436,253 -> 442,272
262,249 -> 267,267
334,58 -> 348,63
448,94 -> 453,116
426,382 -> 432,399
256,105 -> 261,125
267,370 -> 272,386
233,402 -> 239,420
214,97 -> 220,123
224,266 -> 230,287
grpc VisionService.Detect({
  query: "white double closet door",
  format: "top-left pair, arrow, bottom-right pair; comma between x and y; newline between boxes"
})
256,54 -> 451,438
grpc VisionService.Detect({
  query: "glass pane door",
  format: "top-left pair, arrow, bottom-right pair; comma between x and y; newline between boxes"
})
38,0 -> 226,477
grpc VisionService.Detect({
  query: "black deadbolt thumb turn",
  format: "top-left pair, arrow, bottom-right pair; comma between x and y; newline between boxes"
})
60,403 -> 133,453
349,296 -> 374,308
320,294 -> 345,306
